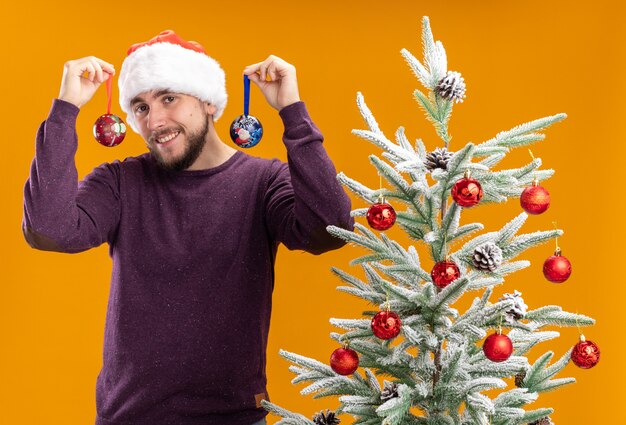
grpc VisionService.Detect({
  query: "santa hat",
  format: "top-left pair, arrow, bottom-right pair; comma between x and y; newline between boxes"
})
118,30 -> 227,133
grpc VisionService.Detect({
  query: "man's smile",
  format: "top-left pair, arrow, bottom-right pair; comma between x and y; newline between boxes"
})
152,130 -> 181,148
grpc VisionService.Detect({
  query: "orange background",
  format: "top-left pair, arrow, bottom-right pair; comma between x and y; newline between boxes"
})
2,0 -> 624,423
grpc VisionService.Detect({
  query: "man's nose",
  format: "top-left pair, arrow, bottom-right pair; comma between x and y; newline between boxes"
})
147,105 -> 167,131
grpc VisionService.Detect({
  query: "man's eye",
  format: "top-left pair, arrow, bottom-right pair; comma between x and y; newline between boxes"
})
135,105 -> 147,114
164,96 -> 175,103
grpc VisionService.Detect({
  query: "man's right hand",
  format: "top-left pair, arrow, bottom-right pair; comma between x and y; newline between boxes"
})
58,56 -> 115,109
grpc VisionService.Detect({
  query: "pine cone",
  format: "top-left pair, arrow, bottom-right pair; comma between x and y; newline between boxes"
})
529,417 -> 552,425
313,410 -> 340,425
425,147 -> 454,172
515,370 -> 527,387
500,290 -> 528,323
472,243 -> 503,272
434,71 -> 466,103
380,381 -> 399,402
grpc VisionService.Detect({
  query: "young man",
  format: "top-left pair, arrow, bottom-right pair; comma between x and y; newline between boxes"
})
22,31 -> 353,425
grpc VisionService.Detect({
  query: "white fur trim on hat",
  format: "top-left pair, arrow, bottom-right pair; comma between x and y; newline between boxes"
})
118,42 -> 227,133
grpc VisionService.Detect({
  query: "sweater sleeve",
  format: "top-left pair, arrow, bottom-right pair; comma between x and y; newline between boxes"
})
22,99 -> 121,253
264,101 -> 354,255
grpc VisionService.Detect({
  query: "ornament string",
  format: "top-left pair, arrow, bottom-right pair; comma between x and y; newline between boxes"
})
528,150 -> 538,184
243,74 -> 251,117
552,221 -> 560,253
106,77 -> 113,115
575,315 -> 585,341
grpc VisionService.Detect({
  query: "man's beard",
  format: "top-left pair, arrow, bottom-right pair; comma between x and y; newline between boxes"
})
149,114 -> 209,172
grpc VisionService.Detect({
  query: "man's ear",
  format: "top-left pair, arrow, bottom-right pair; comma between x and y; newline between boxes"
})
205,103 -> 217,116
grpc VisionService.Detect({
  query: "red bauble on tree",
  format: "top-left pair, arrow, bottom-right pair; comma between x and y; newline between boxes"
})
571,335 -> 600,369
93,113 -> 127,147
483,331 -> 513,362
431,260 -> 461,289
451,170 -> 483,207
371,310 -> 402,340
366,200 -> 396,231
543,248 -> 572,283
330,346 -> 359,375
520,179 -> 550,215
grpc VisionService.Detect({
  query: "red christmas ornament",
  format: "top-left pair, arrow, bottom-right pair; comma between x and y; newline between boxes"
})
431,260 -> 461,289
520,179 -> 550,215
330,346 -> 359,375
371,310 -> 402,340
94,76 -> 126,147
93,114 -> 127,147
366,201 -> 396,231
543,248 -> 572,283
451,170 -> 483,208
571,335 -> 600,369
483,332 -> 513,362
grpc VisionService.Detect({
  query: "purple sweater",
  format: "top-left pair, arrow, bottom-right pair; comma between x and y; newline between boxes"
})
22,99 -> 353,425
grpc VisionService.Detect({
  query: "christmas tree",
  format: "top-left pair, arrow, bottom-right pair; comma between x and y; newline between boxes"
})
262,17 -> 598,425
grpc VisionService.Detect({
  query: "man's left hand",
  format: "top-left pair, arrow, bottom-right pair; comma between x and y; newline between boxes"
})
244,55 -> 301,111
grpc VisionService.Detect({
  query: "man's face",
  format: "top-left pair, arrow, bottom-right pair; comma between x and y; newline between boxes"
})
130,90 -> 214,171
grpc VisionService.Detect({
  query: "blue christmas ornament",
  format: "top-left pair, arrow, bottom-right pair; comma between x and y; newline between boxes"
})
230,115 -> 263,148
230,75 -> 263,148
